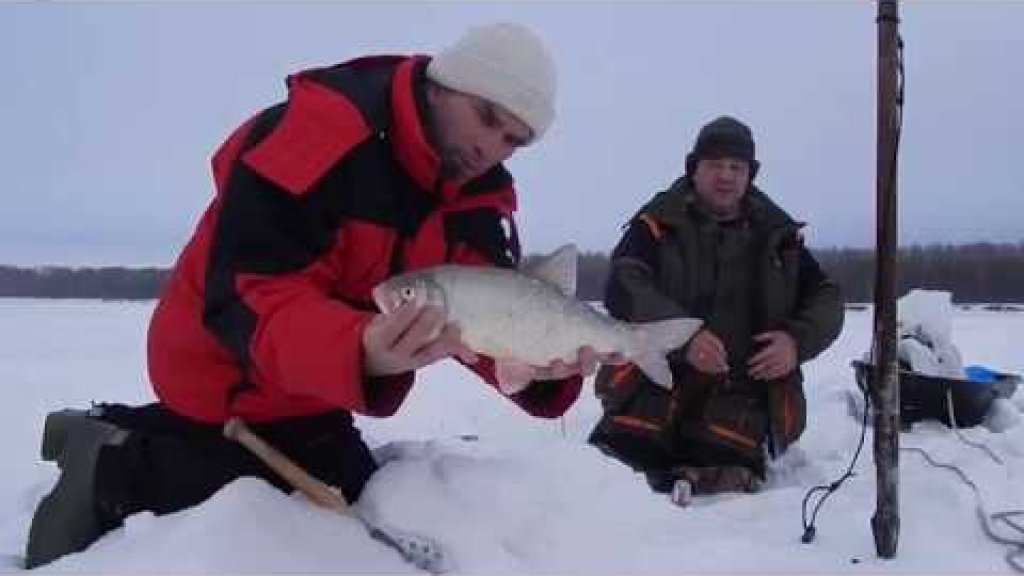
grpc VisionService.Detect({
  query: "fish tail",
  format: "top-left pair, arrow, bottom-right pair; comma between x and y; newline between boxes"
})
625,317 -> 703,390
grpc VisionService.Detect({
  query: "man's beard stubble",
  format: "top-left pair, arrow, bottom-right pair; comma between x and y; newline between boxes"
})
422,108 -> 467,183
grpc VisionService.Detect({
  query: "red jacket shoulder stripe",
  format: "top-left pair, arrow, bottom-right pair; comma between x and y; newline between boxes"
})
242,79 -> 370,196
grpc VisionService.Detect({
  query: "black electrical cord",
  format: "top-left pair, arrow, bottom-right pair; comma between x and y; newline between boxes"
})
800,383 -> 871,543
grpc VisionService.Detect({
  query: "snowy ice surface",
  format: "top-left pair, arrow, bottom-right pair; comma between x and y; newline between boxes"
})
1,299 -> 1023,573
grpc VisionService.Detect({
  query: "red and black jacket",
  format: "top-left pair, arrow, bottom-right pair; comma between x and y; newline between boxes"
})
147,55 -> 581,423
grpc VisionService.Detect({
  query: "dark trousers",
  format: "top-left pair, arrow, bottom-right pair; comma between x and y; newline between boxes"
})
589,425 -> 760,473
93,403 -> 377,521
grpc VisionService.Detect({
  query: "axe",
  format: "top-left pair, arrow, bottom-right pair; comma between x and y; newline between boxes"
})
223,417 -> 449,573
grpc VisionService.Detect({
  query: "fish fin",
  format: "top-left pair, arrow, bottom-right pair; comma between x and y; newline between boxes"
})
522,243 -> 577,296
495,359 -> 535,395
631,352 -> 675,390
626,317 -> 703,390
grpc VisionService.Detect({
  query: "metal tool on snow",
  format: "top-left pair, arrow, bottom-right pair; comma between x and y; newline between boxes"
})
223,418 -> 449,573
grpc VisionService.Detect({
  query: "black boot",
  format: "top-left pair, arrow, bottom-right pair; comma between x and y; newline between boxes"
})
24,410 -> 130,569
39,408 -> 105,465
645,469 -> 676,494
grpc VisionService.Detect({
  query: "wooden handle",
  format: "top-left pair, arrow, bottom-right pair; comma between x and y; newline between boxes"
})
223,417 -> 352,515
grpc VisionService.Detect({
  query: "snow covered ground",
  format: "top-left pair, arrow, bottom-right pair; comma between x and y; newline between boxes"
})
1,298 -> 1023,573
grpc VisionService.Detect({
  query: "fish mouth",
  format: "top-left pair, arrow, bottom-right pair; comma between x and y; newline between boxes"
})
371,284 -> 397,313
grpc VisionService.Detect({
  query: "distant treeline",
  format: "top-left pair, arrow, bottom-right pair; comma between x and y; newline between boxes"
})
531,242 -> 1024,303
0,266 -> 171,300
812,242 -> 1024,304
2,242 -> 1023,302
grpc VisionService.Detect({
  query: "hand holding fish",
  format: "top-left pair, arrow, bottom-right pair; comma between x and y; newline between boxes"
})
362,300 -> 478,376
531,345 -> 598,382
498,346 -> 628,395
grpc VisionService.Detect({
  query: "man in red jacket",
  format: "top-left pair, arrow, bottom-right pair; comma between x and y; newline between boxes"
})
26,22 -> 599,568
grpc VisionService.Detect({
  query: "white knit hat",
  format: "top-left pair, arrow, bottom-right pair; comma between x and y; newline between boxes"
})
426,22 -> 557,140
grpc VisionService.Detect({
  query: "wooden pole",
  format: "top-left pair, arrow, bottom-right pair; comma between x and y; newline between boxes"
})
872,0 -> 901,559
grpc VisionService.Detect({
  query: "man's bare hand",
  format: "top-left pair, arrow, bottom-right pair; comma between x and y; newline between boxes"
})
685,329 -> 730,374
362,301 -> 477,377
748,330 -> 798,381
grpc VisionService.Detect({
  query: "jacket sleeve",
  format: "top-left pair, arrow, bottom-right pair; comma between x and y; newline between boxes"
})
605,219 -> 693,322
782,246 -> 845,362
202,99 -> 412,418
447,212 -> 581,418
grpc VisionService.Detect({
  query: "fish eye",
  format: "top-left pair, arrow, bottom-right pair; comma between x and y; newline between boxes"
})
400,287 -> 416,300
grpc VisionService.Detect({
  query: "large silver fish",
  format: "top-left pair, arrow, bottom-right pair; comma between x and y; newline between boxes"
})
372,244 -> 701,393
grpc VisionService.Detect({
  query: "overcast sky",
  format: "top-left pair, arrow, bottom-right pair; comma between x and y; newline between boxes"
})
2,2 -> 1022,266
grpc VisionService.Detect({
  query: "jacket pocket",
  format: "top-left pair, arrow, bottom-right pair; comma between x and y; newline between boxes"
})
589,364 -> 681,470
768,375 -> 807,451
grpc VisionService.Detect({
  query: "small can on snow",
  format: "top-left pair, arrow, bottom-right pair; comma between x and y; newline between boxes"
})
670,478 -> 693,507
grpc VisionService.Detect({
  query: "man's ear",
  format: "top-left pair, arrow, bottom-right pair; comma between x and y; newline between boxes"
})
749,159 -> 761,181
685,152 -> 697,177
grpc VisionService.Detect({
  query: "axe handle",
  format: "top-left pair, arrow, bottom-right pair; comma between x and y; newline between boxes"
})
223,417 -> 352,515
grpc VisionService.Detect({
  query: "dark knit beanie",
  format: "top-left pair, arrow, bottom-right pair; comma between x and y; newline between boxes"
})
685,116 -> 760,178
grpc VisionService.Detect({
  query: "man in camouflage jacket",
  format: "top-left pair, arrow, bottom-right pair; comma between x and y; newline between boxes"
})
589,116 -> 844,497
